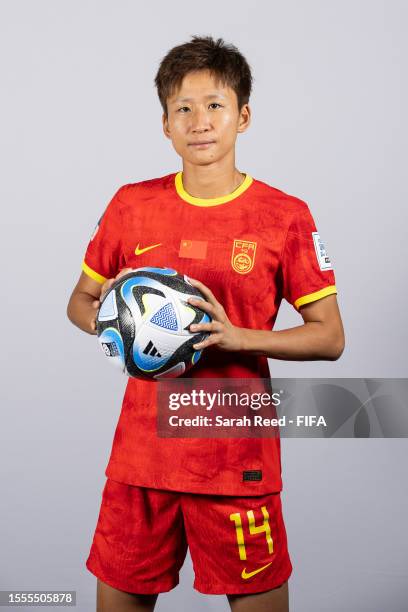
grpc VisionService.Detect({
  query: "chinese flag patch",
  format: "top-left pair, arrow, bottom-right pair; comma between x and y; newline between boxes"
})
179,239 -> 208,259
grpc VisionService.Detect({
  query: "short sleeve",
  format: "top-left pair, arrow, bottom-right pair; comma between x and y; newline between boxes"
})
281,204 -> 337,310
81,187 -> 124,284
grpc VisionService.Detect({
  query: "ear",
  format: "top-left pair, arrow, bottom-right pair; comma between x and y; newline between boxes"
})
237,104 -> 251,134
162,112 -> 171,139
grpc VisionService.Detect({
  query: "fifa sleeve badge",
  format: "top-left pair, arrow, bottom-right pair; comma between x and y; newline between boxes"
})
312,232 -> 333,271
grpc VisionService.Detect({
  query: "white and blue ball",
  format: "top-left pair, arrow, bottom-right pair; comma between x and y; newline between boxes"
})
96,267 -> 211,379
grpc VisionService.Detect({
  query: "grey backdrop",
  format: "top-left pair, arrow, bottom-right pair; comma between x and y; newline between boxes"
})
1,1 -> 407,610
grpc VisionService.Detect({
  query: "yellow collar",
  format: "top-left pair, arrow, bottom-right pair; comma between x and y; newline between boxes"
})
174,171 -> 253,207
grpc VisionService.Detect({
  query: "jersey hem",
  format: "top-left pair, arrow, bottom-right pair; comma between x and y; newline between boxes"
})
294,285 -> 337,310
105,461 -> 283,497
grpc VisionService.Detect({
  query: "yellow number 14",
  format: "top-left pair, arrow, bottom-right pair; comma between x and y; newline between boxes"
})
229,506 -> 274,561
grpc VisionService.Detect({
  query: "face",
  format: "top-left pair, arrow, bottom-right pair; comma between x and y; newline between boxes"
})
162,69 -> 251,166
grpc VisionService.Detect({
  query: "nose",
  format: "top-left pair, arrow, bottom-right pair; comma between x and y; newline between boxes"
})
190,106 -> 212,133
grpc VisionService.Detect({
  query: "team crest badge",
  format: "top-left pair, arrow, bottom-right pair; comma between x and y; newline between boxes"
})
231,239 -> 257,274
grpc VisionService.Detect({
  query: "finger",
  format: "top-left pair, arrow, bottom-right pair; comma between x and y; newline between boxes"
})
100,278 -> 115,300
116,267 -> 133,279
189,297 -> 225,321
188,278 -> 217,304
190,321 -> 222,334
101,280 -> 111,293
193,334 -> 219,350
100,269 -> 132,302
187,297 -> 216,318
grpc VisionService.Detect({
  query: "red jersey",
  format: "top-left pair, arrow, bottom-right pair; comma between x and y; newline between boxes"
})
81,171 -> 337,495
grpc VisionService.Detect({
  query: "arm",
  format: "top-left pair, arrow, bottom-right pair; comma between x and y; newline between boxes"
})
67,268 -> 132,335
67,184 -> 128,334
239,294 -> 345,361
67,272 -> 103,335
187,280 -> 345,362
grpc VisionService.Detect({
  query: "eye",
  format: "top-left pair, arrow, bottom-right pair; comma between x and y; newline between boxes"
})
177,106 -> 190,113
209,102 -> 222,109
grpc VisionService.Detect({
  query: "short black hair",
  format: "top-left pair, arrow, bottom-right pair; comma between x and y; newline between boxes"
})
154,35 -> 253,117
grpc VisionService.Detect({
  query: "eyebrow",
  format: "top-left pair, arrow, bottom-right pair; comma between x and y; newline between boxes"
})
171,93 -> 227,103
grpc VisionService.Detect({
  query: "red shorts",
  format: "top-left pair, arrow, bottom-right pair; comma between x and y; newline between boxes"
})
86,478 -> 292,595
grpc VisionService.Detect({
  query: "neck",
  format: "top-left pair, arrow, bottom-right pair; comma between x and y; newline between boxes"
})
181,157 -> 245,199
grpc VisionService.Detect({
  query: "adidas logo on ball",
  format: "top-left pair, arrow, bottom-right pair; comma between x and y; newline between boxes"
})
143,340 -> 162,358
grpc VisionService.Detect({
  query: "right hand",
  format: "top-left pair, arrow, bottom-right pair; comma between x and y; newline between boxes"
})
90,267 -> 133,333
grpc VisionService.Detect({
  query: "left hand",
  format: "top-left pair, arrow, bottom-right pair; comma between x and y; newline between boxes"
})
186,277 -> 244,352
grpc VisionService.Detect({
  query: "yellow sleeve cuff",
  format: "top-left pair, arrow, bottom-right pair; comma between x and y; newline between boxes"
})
82,260 -> 107,284
294,285 -> 337,310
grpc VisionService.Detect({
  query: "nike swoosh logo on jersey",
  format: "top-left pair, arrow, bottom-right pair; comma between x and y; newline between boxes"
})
135,242 -> 162,255
241,561 -> 273,579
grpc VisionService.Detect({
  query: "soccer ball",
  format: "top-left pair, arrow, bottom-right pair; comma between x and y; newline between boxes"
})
96,267 -> 211,379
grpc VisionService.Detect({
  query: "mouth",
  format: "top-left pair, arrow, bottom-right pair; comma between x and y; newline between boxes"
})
188,141 -> 216,148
